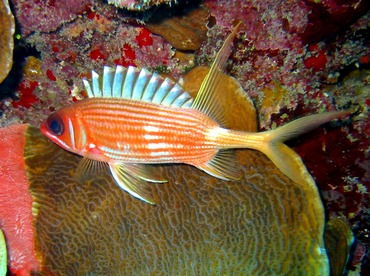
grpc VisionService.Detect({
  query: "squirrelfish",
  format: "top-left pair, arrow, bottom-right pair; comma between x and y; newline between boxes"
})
40,26 -> 348,204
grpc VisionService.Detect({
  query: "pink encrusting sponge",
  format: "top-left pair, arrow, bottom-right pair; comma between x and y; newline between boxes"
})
0,124 -> 39,275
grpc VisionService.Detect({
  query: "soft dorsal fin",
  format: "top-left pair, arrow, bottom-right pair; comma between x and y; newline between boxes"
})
82,65 -> 194,108
191,23 -> 241,125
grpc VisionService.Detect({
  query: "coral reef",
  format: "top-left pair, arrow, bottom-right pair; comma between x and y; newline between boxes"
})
195,5 -> 370,273
201,0 -> 369,124
1,1 -> 179,126
23,73 -> 328,273
0,0 -> 15,83
0,71 -> 333,273
12,0 -> 94,36
0,0 -> 369,273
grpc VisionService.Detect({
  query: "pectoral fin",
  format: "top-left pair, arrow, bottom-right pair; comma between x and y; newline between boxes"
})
196,150 -> 242,181
75,154 -> 108,181
109,163 -> 158,204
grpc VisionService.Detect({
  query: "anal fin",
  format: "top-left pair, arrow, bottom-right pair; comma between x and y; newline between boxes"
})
196,150 -> 242,181
109,163 -> 161,204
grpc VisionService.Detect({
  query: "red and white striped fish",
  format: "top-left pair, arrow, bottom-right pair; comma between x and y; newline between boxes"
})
40,26 -> 348,204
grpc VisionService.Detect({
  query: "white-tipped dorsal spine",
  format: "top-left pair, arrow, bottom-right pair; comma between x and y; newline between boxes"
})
84,65 -> 194,108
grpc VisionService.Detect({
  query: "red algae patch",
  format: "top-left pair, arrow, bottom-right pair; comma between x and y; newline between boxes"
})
12,80 -> 39,109
304,49 -> 328,72
0,124 -> 39,274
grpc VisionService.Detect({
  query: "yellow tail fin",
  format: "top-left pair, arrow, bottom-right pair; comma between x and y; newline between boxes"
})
258,111 -> 349,185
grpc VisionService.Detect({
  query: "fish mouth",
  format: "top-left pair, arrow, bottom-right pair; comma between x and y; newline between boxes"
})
39,120 -> 51,138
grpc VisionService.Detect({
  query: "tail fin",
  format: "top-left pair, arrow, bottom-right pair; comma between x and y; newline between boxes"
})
258,111 -> 349,186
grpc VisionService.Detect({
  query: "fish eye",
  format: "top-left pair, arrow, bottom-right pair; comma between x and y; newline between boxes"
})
47,114 -> 64,136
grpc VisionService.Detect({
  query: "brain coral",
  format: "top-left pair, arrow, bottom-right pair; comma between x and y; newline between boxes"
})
23,68 -> 329,274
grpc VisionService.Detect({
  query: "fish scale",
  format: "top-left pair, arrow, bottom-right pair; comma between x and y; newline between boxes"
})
74,98 -> 218,164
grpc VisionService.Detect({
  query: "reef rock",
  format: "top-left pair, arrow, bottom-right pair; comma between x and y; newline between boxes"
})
108,0 -> 174,11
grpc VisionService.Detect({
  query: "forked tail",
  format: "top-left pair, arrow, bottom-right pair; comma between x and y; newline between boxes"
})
257,111 -> 349,186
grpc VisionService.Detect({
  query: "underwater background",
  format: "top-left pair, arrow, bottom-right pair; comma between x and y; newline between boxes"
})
0,0 -> 369,274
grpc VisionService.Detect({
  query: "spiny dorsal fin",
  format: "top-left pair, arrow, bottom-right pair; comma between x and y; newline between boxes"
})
191,23 -> 241,124
82,66 -> 194,108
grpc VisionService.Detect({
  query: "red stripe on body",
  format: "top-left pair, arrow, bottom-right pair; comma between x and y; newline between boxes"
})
71,98 -> 219,165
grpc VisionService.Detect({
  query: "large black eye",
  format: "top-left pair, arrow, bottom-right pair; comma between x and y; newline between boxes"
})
47,114 -> 64,136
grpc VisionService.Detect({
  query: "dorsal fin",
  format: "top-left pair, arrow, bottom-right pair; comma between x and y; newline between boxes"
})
82,65 -> 194,108
191,23 -> 241,124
